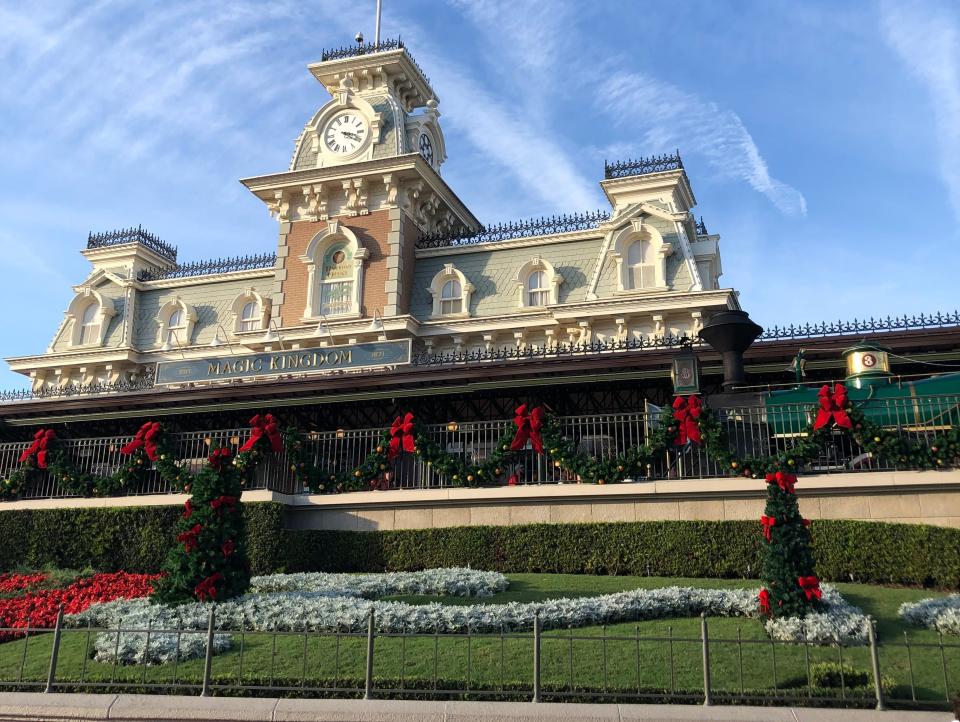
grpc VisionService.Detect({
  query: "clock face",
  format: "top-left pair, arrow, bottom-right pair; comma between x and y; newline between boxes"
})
419,133 -> 434,165
324,112 -> 367,154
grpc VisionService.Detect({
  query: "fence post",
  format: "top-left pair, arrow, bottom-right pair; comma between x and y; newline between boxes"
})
200,607 -> 215,697
866,616 -> 885,711
44,606 -> 65,694
364,609 -> 376,700
532,611 -> 541,703
701,613 -> 712,706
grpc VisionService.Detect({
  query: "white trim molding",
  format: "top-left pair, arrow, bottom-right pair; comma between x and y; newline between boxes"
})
609,218 -> 673,293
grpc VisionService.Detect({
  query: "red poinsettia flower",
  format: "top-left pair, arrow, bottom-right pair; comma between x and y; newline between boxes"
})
758,588 -> 771,615
208,447 -> 232,470
221,539 -> 235,557
176,523 -> 203,553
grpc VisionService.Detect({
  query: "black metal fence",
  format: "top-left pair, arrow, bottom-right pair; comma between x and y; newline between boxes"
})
2,609 -> 957,710
1,395 -> 958,500
137,253 -> 276,282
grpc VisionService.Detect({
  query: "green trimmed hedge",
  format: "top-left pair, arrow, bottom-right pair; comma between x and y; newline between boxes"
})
286,520 -> 960,589
1,505 -> 958,589
0,502 -> 285,575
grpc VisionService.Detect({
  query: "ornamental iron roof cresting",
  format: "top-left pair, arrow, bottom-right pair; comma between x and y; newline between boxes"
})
87,226 -> 177,264
137,253 -> 277,282
417,210 -> 611,249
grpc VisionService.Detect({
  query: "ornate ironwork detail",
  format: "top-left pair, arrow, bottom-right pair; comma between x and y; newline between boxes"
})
758,310 -> 960,341
319,38 -> 430,85
87,226 -> 177,263
417,210 -> 611,249
413,334 -> 695,366
604,152 -> 684,180
0,371 -> 156,404
695,217 -> 709,236
138,253 -> 276,282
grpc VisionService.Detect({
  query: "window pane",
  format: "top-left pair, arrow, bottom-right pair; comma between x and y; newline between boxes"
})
81,303 -> 97,325
628,240 -> 647,265
441,279 -> 461,299
322,245 -> 352,280
440,298 -> 462,315
528,270 -> 545,290
169,309 -> 184,328
321,281 -> 353,316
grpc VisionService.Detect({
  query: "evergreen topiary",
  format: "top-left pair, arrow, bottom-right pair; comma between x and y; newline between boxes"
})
758,471 -> 821,618
152,414 -> 282,604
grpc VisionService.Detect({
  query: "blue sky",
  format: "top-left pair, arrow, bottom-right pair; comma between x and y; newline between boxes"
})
1,0 -> 959,390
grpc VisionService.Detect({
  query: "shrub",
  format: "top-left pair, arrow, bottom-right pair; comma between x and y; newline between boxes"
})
0,503 -> 284,575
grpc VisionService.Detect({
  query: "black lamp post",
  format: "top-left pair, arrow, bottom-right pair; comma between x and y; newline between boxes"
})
697,310 -> 763,391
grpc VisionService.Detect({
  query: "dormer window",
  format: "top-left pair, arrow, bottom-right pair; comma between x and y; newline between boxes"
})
230,290 -> 270,334
427,264 -> 473,318
627,240 -> 655,290
527,270 -> 549,307
156,297 -> 197,350
440,279 -> 462,314
77,303 -> 98,345
165,308 -> 185,347
239,301 -> 260,332
514,257 -> 563,309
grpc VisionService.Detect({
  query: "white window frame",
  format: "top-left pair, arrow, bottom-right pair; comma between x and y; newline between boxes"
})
230,289 -> 271,334
66,288 -> 116,348
156,297 -> 197,350
514,256 -> 563,309
609,218 -> 674,294
427,264 -> 473,318
300,220 -> 369,320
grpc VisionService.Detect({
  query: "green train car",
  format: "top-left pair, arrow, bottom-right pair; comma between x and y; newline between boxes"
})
763,344 -> 960,437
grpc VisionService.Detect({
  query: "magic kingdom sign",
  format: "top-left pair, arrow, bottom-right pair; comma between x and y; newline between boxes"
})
155,339 -> 411,385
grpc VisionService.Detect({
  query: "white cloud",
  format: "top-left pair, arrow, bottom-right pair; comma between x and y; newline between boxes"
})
881,0 -> 960,220
598,71 -> 807,218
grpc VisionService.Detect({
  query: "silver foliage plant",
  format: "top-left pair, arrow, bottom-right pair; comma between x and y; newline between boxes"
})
67,570 -> 867,666
899,594 -> 960,636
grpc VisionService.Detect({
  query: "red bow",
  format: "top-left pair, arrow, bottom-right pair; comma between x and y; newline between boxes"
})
120,421 -> 162,461
194,572 -> 223,602
176,523 -> 203,553
765,471 -> 797,494
813,384 -> 852,431
798,575 -> 822,601
208,447 -> 232,470
240,414 -> 282,454
210,495 -> 238,515
758,588 -> 771,615
761,515 -> 776,542
672,396 -> 703,446
509,405 -> 545,454
20,429 -> 56,469
388,413 -> 416,460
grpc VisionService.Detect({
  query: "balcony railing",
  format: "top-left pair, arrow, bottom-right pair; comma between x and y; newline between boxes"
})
1,395 -> 957,502
87,226 -> 177,264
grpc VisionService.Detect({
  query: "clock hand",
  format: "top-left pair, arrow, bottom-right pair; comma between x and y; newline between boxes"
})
341,131 -> 361,141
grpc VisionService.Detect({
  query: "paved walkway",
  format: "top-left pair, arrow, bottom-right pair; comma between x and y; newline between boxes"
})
0,693 -> 953,721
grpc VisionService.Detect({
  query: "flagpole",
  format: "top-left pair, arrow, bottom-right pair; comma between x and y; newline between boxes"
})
374,0 -> 382,46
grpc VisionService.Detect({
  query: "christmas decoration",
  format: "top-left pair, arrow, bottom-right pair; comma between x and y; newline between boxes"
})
813,384 -> 853,431
387,413 -> 416,460
509,404 -> 545,454
757,470 -> 819,618
672,395 -> 703,446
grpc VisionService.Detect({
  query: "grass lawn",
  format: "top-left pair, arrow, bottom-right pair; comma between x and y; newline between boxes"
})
0,574 -> 955,707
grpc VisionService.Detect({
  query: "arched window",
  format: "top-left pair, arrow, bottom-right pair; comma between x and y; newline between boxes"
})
527,270 -> 550,307
77,303 -> 98,345
440,279 -> 462,315
165,308 -> 185,346
319,244 -> 353,316
627,240 -> 655,290
239,301 -> 260,332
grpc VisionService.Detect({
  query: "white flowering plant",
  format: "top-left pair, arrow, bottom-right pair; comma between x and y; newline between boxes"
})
899,594 -> 960,636
67,569 -> 867,666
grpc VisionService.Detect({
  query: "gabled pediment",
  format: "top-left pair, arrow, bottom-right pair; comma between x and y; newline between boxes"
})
74,268 -> 128,293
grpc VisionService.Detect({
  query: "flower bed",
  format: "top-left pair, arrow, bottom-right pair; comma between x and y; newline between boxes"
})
0,572 -> 47,594
899,594 -> 960,636
68,569 -> 868,665
0,572 -> 160,642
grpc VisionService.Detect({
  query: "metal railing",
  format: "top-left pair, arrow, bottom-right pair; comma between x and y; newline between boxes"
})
87,226 -> 177,263
759,310 -> 960,340
1,609 -> 956,710
137,253 -> 276,282
417,210 -> 611,249
604,152 -> 684,179
1,395 -> 958,500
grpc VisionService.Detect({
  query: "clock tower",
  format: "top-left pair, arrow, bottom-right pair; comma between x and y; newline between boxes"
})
241,40 -> 476,332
